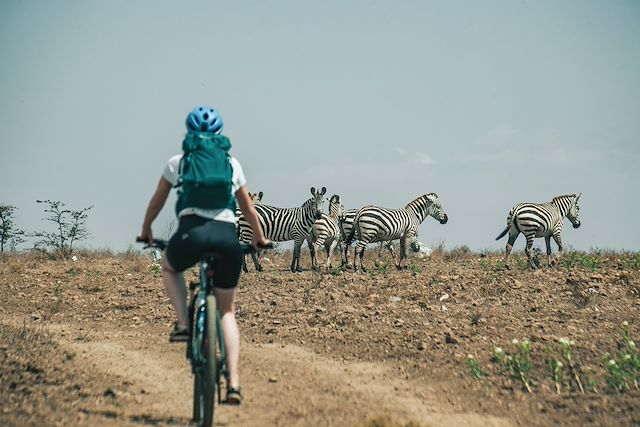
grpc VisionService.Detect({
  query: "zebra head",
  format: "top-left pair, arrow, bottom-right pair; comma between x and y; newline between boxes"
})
425,193 -> 449,224
568,193 -> 581,229
310,187 -> 327,220
249,191 -> 263,204
328,194 -> 343,218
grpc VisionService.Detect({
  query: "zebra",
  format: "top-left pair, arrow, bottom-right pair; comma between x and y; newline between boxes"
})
237,191 -> 264,272
308,194 -> 344,270
238,187 -> 326,272
349,193 -> 448,271
496,193 -> 581,269
340,208 -> 397,267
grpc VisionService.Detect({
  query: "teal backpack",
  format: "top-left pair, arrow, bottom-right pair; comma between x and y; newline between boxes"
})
175,132 -> 236,214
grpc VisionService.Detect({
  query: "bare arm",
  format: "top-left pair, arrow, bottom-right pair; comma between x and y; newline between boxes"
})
139,177 -> 172,243
236,185 -> 270,248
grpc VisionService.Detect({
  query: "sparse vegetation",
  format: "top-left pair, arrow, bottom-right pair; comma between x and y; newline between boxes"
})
31,200 -> 94,258
0,204 -> 25,252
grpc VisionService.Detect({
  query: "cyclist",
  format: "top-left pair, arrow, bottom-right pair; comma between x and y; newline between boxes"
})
139,106 -> 269,405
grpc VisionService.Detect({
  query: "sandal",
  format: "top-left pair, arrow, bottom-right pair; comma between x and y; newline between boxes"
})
169,323 -> 189,342
225,387 -> 243,405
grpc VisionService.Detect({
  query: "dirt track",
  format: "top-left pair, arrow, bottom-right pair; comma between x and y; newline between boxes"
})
1,249 -> 639,426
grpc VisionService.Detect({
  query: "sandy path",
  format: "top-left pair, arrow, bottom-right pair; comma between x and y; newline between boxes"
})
53,324 -> 510,426
2,315 -> 510,426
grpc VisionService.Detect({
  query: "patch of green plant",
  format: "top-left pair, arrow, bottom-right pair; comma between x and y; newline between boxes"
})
515,255 -> 529,270
603,321 -> 640,393
53,281 -> 62,301
620,252 -> 640,270
149,263 -> 162,276
327,265 -> 343,275
479,258 -> 491,271
561,251 -> 601,271
408,263 -> 422,274
495,259 -> 506,271
374,260 -> 389,274
492,339 -> 533,392
467,354 -> 485,379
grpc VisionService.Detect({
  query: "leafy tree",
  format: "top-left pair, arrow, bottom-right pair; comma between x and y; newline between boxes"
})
0,204 -> 25,252
32,200 -> 94,257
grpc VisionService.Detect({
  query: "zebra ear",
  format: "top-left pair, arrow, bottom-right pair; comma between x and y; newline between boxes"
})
577,193 -> 582,201
321,187 -> 327,195
258,191 -> 263,200
310,187 -> 316,196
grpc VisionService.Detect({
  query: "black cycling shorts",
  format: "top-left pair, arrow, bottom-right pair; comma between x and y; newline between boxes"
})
165,215 -> 243,289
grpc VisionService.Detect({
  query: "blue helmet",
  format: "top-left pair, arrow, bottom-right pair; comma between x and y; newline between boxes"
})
185,106 -> 224,133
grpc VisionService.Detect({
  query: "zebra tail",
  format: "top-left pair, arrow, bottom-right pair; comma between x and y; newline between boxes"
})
495,225 -> 509,241
344,217 -> 359,246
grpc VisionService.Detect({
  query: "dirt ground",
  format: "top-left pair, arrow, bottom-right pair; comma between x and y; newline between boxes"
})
1,248 -> 639,427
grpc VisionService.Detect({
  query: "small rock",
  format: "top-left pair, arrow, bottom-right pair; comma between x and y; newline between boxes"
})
268,376 -> 279,383
445,332 -> 458,344
417,341 -> 426,351
439,293 -> 450,302
104,388 -> 117,399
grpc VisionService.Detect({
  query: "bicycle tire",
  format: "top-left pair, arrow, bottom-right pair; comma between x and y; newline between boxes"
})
201,294 -> 218,427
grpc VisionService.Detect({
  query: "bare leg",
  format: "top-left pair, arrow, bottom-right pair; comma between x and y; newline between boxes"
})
215,288 -> 240,389
162,257 -> 187,328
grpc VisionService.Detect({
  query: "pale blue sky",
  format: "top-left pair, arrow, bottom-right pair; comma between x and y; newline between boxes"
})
1,0 -> 639,252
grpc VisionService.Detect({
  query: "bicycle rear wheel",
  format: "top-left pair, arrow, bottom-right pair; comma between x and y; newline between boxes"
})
192,295 -> 218,427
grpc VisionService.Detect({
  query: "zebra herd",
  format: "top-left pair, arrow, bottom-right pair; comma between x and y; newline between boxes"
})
236,189 -> 582,273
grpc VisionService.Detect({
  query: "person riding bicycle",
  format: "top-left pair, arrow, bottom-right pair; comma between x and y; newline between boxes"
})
139,106 -> 269,405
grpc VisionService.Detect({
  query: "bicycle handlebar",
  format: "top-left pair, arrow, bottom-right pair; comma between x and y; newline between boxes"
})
135,237 -> 273,254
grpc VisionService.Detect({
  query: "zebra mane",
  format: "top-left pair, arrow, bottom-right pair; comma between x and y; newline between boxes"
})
405,193 -> 439,219
552,194 -> 576,203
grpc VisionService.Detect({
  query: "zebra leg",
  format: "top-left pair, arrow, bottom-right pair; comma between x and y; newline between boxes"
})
343,243 -> 352,269
552,233 -> 564,265
354,242 -> 367,272
504,231 -> 519,270
524,234 -> 536,269
252,252 -> 263,272
396,238 -> 407,270
387,242 -> 396,263
545,236 -> 553,267
242,254 -> 248,273
308,238 -> 318,270
325,240 -> 337,269
291,238 -> 303,272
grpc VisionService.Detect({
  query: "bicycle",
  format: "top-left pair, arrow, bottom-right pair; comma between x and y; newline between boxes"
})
137,237 -> 271,427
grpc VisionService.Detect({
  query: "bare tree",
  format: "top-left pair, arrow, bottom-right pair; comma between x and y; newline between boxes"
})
0,204 -> 25,252
32,200 -> 94,257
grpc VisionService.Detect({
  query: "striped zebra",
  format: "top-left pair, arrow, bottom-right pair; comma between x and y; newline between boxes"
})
308,194 -> 344,270
496,193 -> 581,269
349,193 -> 448,271
238,187 -> 326,272
237,191 -> 264,272
340,209 -> 397,267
